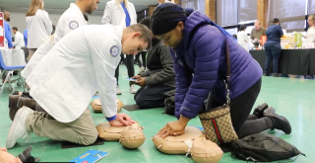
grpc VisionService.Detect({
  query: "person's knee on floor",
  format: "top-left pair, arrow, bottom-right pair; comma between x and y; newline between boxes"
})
7,24 -> 150,149
135,96 -> 147,108
79,131 -> 98,146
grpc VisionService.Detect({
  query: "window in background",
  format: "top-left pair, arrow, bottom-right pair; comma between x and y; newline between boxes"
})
309,0 -> 315,15
181,0 -> 205,15
269,0 -> 306,32
238,0 -> 257,23
216,0 -> 238,27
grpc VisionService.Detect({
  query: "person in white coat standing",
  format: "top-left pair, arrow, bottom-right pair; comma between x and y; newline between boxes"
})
54,0 -> 99,44
12,27 -> 25,49
237,25 -> 250,51
26,0 -> 52,60
6,24 -> 152,149
21,0 -> 99,82
102,0 -> 138,95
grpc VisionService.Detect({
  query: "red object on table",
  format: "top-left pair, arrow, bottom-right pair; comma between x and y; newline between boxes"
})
261,35 -> 267,46
0,12 -> 4,47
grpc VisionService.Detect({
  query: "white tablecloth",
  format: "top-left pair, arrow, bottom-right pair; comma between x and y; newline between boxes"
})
0,48 -> 26,67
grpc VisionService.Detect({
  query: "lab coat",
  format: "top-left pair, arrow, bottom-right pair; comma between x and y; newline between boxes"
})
102,0 -> 137,27
307,27 -> 315,41
54,3 -> 88,43
237,31 -> 249,51
22,3 -> 88,80
26,9 -> 52,49
13,31 -> 25,49
21,36 -> 54,79
26,25 -> 122,123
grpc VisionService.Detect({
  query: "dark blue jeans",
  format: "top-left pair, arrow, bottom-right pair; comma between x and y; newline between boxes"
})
134,84 -> 174,108
264,42 -> 281,73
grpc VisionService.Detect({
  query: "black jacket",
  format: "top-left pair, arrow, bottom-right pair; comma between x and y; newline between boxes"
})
139,38 -> 175,87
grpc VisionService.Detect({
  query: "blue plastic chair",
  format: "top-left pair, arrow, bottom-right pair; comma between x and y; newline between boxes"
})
0,51 -> 26,96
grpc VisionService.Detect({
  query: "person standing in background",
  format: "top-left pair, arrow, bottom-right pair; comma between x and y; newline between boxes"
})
3,10 -> 13,49
12,27 -> 25,49
250,21 -> 266,42
305,15 -> 315,40
26,0 -> 52,60
102,0 -> 138,95
21,0 -> 99,84
23,29 -> 28,46
237,25 -> 249,51
264,18 -> 284,77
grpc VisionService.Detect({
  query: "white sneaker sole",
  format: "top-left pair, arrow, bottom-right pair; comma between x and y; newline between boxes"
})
6,108 -> 28,149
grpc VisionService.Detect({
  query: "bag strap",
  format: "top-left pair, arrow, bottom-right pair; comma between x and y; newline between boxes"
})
224,38 -> 231,105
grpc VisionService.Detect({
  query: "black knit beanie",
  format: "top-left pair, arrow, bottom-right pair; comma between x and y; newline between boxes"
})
151,3 -> 188,35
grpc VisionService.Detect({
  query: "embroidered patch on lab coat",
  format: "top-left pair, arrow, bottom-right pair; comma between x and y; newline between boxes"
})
110,45 -> 119,57
69,21 -> 79,30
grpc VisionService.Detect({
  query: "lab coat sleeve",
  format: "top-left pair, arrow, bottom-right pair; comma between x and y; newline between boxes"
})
63,16 -> 86,36
41,10 -> 52,36
89,38 -> 120,120
102,3 -> 112,25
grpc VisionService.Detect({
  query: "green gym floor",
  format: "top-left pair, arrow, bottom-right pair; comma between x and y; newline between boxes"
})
0,65 -> 314,163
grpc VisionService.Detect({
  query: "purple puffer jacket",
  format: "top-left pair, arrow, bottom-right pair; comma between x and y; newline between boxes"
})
171,11 -> 262,119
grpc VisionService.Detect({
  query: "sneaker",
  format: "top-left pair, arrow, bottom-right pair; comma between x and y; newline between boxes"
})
6,106 -> 34,149
272,73 -> 280,77
130,84 -> 136,94
116,85 -> 122,95
139,67 -> 146,73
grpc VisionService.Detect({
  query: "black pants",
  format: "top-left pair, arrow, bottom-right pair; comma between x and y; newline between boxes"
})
206,78 -> 272,139
134,84 -> 174,108
135,52 -> 146,68
115,54 -> 134,85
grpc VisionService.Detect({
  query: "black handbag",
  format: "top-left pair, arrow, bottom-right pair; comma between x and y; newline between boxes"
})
231,133 -> 305,162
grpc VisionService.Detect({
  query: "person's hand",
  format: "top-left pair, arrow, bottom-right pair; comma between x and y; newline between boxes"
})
135,77 -> 146,87
0,151 -> 22,163
132,75 -> 141,79
158,115 -> 190,138
108,113 -> 135,127
130,75 -> 141,84
0,147 -> 7,152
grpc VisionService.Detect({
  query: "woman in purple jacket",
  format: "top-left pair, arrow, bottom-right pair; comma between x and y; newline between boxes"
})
152,3 -> 291,147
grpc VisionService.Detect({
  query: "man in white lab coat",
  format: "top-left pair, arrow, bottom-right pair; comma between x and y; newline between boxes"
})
6,24 -> 152,149
12,27 -> 25,49
9,0 -> 100,122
